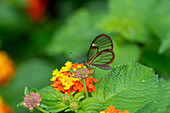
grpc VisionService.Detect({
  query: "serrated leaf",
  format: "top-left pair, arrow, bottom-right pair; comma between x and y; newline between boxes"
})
136,78 -> 170,113
47,103 -> 68,113
92,62 -> 158,113
39,86 -> 63,102
77,97 -> 104,113
24,87 -> 29,96
39,86 -> 67,112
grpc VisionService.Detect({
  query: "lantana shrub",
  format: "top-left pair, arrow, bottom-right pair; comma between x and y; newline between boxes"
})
18,61 -> 170,113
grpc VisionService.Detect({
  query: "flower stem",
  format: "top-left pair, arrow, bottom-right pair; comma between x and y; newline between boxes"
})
82,78 -> 89,98
36,107 -> 49,113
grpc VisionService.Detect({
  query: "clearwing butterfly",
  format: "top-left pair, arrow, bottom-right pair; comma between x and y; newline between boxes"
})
84,34 -> 115,70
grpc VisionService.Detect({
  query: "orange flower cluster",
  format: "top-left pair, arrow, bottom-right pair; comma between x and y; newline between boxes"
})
0,51 -> 15,86
26,0 -> 47,23
51,61 -> 98,95
100,106 -> 130,113
0,96 -> 12,113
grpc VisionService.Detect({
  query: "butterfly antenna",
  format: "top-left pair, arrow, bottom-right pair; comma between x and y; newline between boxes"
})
69,52 -> 84,61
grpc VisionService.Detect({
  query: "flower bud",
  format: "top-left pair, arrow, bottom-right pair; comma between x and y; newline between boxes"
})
69,102 -> 79,111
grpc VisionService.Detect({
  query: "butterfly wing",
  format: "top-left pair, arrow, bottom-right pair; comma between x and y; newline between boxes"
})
89,49 -> 115,70
87,34 -> 113,62
91,64 -> 113,70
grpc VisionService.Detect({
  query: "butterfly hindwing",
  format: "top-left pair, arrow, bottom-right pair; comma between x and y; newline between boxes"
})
89,49 -> 115,66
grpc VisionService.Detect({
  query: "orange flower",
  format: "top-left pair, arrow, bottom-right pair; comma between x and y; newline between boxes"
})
100,106 -> 130,113
0,51 -> 15,86
26,0 -> 47,23
51,61 -> 98,96
0,96 -> 12,113
51,77 -> 97,96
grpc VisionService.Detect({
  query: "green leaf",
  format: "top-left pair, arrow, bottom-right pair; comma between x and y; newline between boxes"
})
47,103 -> 68,113
92,62 -> 158,113
24,87 -> 29,96
39,86 -> 67,112
136,78 -> 170,113
77,97 -> 104,113
39,86 -> 63,102
72,92 -> 84,102
159,32 -> 170,54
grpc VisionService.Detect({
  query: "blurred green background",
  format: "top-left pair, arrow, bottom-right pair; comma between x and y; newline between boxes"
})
0,0 -> 170,113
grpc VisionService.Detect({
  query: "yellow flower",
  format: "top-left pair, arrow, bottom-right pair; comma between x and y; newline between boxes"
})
52,69 -> 59,75
73,68 -> 77,71
59,76 -> 74,90
100,111 -> 105,113
65,61 -> 72,69
50,76 -> 57,81
77,65 -> 82,68
83,66 -> 87,68
0,51 -> 15,86
60,66 -> 69,72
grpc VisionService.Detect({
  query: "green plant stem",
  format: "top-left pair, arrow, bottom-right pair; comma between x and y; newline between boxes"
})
82,78 -> 89,98
36,107 -> 49,113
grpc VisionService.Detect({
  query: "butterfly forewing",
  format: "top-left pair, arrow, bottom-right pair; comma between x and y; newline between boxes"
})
87,34 -> 113,61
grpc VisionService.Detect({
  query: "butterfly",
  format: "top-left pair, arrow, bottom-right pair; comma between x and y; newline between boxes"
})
84,34 -> 115,70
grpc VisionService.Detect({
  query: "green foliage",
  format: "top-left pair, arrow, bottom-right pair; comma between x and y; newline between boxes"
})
107,0 -> 156,43
149,0 -> 170,40
77,97 -> 104,113
39,86 -> 63,103
24,87 -> 30,96
136,78 -> 170,113
39,86 -> 85,113
92,62 -> 158,113
46,9 -> 100,56
0,58 -> 54,113
94,41 -> 141,80
71,92 -> 84,102
18,62 -> 160,113
1,0 -> 170,113
0,1 -> 28,37
38,86 -> 67,112
142,50 -> 170,77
